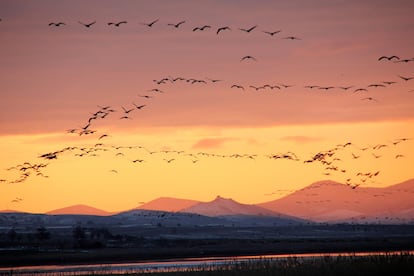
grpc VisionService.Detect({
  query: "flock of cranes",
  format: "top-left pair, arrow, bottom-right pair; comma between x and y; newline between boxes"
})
0,15 -> 413,203
44,19 -> 300,40
56,67 -> 414,140
2,135 -> 410,191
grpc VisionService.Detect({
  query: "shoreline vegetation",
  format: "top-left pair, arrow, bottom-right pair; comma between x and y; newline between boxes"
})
2,252 -> 413,275
120,253 -> 414,276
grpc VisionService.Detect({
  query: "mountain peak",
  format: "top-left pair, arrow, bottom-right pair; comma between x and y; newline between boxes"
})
182,196 -> 277,217
306,180 -> 344,188
136,197 -> 199,212
46,204 -> 112,216
212,195 -> 233,202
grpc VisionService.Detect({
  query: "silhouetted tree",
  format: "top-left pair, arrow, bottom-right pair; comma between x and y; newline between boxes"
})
36,226 -> 50,241
73,225 -> 85,240
72,225 -> 86,247
7,228 -> 17,242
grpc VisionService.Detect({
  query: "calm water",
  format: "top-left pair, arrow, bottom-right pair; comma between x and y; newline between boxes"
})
1,251 -> 412,275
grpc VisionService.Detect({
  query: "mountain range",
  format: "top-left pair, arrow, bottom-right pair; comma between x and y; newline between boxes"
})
3,179 -> 413,224
259,179 -> 414,223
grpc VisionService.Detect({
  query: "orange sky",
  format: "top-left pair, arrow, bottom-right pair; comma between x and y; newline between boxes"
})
0,0 -> 413,213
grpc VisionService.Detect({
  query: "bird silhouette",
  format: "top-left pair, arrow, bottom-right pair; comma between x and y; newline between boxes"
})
122,106 -> 135,114
278,83 -> 294,88
132,159 -> 145,163
318,86 -> 335,90
216,26 -> 231,34
394,59 -> 413,63
305,85 -> 319,89
396,137 -> 411,142
372,153 -> 381,158
188,79 -> 207,84
67,129 -> 78,134
141,19 -> 159,27
399,75 -> 414,81
361,97 -> 378,102
338,86 -> 353,90
283,36 -> 301,40
171,77 -> 186,82
367,84 -> 386,88
98,134 -> 110,140
138,95 -> 154,99
383,81 -> 397,85
82,123 -> 91,130
148,88 -> 164,93
250,85 -> 265,91
108,21 -> 127,27
239,25 -> 257,33
206,78 -> 222,83
11,197 -> 23,203
167,20 -> 186,28
352,153 -> 360,159
263,30 -> 281,36
192,25 -> 211,31
373,144 -> 387,150
49,22 -> 65,27
354,88 -> 368,93
231,84 -> 245,90
78,21 -> 96,28
378,55 -> 399,61
241,55 -> 257,62
133,103 -> 146,110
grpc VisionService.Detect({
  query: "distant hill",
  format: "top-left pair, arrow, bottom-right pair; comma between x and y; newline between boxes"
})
258,179 -> 414,223
181,196 -> 276,217
181,196 -> 278,217
0,209 -> 21,213
46,204 -> 112,216
181,196 -> 306,226
387,178 -> 414,190
136,197 -> 199,212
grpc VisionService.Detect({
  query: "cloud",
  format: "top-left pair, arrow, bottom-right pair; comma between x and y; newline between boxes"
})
280,136 -> 323,144
191,138 -> 234,149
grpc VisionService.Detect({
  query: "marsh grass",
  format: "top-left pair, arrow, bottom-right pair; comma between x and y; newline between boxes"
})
4,252 -> 413,275
119,253 -> 414,276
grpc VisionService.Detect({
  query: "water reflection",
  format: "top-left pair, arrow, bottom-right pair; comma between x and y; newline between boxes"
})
1,251 -> 412,275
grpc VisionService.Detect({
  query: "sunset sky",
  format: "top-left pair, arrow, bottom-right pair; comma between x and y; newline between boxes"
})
1,0 -> 413,213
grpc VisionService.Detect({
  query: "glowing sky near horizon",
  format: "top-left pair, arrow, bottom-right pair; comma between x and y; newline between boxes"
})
0,0 -> 413,213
